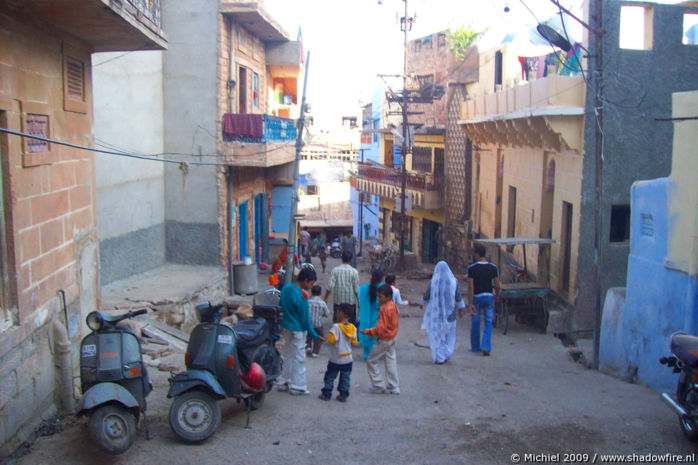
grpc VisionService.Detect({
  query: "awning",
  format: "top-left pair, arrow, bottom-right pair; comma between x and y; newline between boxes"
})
299,219 -> 353,228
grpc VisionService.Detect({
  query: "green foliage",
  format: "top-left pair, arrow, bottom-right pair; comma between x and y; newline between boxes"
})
446,26 -> 485,59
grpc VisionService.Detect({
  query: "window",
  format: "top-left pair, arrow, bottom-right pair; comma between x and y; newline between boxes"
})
422,35 -> 433,49
307,185 -> 317,195
238,67 -> 247,113
21,103 -> 56,167
372,119 -> 379,144
610,204 -> 631,243
545,159 -> 555,193
252,72 -> 259,109
437,33 -> 446,48
684,13 -> 698,45
412,146 -> 432,172
494,51 -> 503,91
63,44 -> 88,113
620,4 -> 653,50
414,40 -> 421,54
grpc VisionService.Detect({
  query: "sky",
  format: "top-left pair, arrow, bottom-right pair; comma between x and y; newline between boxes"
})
263,0 -> 691,128
263,0 -> 583,128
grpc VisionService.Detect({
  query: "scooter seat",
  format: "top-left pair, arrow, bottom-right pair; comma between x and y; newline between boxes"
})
234,318 -> 270,349
671,333 -> 698,367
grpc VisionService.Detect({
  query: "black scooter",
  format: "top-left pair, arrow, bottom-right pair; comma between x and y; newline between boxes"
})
167,301 -> 282,443
659,333 -> 698,442
78,309 -> 152,454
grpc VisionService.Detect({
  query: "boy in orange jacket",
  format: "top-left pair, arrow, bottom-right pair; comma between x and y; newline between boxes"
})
360,285 -> 400,394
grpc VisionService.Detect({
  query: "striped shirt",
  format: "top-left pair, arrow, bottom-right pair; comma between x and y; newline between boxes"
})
328,264 -> 359,305
308,296 -> 330,328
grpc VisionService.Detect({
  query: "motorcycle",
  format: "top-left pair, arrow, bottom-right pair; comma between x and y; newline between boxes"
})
167,301 -> 282,443
659,332 -> 698,442
330,238 -> 342,259
78,308 -> 152,454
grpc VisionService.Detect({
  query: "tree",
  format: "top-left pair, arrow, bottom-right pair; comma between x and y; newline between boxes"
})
446,26 -> 485,59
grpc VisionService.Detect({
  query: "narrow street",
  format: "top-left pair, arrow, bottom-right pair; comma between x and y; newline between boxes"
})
12,256 -> 697,465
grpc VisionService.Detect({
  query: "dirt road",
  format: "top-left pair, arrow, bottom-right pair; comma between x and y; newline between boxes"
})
12,257 -> 697,465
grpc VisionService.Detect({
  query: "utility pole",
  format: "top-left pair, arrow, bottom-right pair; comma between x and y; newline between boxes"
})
398,0 -> 411,266
285,51 -> 311,284
590,0 -> 604,369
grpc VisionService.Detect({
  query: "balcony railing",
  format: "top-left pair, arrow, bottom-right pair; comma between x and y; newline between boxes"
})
222,113 -> 297,143
357,162 -> 437,191
128,0 -> 161,29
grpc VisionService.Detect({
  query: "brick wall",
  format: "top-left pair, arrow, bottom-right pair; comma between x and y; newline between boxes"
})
0,7 -> 98,452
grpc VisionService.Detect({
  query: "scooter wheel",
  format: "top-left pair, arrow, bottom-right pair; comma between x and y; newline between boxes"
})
88,404 -> 136,455
169,390 -> 221,443
679,415 -> 698,442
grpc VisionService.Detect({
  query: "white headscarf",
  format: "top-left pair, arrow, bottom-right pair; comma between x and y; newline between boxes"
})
421,261 -> 458,337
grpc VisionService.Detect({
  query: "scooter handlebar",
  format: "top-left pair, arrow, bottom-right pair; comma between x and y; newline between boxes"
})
131,308 -> 148,317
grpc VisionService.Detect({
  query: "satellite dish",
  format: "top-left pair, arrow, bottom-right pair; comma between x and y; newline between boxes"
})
536,24 -> 572,52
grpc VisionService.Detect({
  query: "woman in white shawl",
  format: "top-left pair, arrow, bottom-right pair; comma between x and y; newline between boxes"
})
420,261 -> 467,364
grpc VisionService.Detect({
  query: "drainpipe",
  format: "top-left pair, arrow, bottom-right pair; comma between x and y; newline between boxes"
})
52,318 -> 75,412
228,166 -> 235,295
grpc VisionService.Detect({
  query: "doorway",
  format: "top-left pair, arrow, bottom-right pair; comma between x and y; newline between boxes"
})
422,219 -> 441,264
238,201 -> 248,260
254,193 -> 269,265
561,201 -> 573,292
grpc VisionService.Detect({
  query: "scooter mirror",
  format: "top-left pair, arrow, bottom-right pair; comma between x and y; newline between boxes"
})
86,311 -> 104,331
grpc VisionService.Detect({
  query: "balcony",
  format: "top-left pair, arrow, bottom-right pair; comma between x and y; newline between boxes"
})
15,0 -> 167,51
220,1 -> 288,42
355,162 -> 443,210
459,74 -> 585,153
221,113 -> 297,167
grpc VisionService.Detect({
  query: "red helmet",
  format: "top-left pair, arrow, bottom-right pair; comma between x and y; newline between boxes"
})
239,362 -> 266,392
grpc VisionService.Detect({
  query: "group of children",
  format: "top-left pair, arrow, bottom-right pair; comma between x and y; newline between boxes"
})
276,267 -> 400,401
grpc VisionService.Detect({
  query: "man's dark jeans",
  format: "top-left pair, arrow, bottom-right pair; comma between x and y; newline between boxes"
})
321,361 -> 352,398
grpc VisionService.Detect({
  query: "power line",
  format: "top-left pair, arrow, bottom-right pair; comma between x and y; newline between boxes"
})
0,127 -> 295,166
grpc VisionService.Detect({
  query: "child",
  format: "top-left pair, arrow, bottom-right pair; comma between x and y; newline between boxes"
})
277,267 -> 325,395
385,274 -> 409,307
318,245 -> 327,273
307,285 -> 330,357
360,285 -> 400,395
319,304 -> 357,402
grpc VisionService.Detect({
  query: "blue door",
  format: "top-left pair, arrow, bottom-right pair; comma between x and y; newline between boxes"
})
271,185 -> 292,235
254,193 -> 269,265
238,201 -> 248,260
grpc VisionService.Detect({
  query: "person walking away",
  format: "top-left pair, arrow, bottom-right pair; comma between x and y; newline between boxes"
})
318,245 -> 328,273
300,227 -> 311,257
277,267 -> 325,395
360,285 -> 400,394
358,269 -> 384,360
385,274 -> 409,307
341,232 -> 358,268
420,261 -> 467,364
324,251 -> 359,324
467,244 -> 501,356
319,304 -> 358,402
307,285 -> 329,358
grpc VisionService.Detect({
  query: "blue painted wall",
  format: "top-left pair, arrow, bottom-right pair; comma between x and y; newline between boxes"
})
353,85 -> 383,240
600,177 -> 698,391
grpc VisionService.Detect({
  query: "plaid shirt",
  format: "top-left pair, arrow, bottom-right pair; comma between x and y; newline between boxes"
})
328,264 -> 359,305
308,296 -> 329,328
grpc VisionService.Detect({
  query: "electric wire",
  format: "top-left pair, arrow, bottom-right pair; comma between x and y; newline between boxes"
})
0,127 -> 296,166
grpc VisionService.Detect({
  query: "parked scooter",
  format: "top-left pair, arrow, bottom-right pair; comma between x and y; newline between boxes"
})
167,301 -> 282,443
659,333 -> 698,442
330,238 -> 342,258
78,308 -> 152,454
